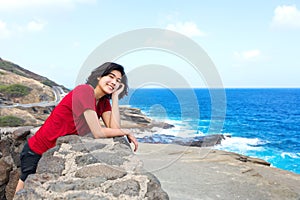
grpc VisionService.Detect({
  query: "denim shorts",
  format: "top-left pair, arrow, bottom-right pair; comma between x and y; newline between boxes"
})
20,142 -> 42,181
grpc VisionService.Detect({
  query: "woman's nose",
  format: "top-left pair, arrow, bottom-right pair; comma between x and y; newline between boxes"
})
111,78 -> 116,85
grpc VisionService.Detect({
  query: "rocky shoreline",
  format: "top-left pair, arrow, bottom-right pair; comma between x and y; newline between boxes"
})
137,143 -> 300,200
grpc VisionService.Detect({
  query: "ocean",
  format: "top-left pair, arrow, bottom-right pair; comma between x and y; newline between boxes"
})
120,88 -> 300,174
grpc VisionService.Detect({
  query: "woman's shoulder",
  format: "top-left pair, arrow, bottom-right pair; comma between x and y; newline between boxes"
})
74,84 -> 94,91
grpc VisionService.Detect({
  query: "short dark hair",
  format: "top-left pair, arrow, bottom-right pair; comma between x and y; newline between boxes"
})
86,62 -> 128,99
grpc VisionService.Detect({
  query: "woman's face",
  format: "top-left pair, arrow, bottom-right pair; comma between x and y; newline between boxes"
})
98,70 -> 122,94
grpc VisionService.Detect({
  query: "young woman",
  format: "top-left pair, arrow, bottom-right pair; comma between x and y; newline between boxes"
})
15,62 -> 138,193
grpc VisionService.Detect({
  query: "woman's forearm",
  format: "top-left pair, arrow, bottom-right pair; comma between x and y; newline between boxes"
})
84,109 -> 126,138
95,127 -> 129,139
84,109 -> 138,152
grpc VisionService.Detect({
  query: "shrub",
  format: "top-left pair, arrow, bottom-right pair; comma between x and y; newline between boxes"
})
0,60 -> 27,77
0,115 -> 25,127
42,80 -> 56,87
0,84 -> 32,98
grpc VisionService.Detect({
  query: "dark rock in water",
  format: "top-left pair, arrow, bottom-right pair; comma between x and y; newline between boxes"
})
137,134 -> 225,147
149,120 -> 175,129
120,107 -> 152,124
119,106 -> 175,129
161,123 -> 175,129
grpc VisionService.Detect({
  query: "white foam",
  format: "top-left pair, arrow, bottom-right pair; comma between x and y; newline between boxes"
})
281,152 -> 300,159
214,136 -> 265,154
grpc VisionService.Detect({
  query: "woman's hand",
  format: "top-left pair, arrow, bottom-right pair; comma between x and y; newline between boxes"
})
126,133 -> 138,152
119,129 -> 138,152
112,83 -> 124,98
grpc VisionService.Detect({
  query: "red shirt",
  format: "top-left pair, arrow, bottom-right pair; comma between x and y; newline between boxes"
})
28,84 -> 111,155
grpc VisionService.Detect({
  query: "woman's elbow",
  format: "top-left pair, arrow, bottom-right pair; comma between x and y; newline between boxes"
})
93,134 -> 101,139
92,131 -> 104,139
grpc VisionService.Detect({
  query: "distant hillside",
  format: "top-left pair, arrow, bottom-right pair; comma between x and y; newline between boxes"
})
0,57 -> 70,126
0,57 -> 69,92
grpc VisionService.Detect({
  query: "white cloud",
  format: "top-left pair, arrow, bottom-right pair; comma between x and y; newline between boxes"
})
0,19 -> 45,40
234,49 -> 261,61
271,5 -> 300,29
26,20 -> 46,32
166,21 -> 206,37
0,20 -> 11,39
0,0 -> 96,12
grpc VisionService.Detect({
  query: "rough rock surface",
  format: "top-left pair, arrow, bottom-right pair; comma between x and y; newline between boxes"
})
0,127 -> 168,200
0,106 -> 175,200
137,133 -> 225,147
137,143 -> 300,200
13,135 -> 168,200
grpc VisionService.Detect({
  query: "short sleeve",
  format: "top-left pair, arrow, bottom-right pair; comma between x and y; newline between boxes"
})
72,84 -> 95,117
96,96 -> 112,117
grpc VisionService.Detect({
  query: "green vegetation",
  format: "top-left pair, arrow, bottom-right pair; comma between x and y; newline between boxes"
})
0,84 -> 32,98
42,79 -> 56,87
0,115 -> 25,127
0,60 -> 27,77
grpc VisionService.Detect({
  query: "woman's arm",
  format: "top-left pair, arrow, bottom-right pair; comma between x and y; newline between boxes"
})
84,109 -> 138,151
101,92 -> 121,129
102,83 -> 124,128
107,84 -> 124,128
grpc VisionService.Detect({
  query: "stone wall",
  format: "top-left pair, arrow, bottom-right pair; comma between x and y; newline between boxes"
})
0,127 -> 169,200
0,126 -> 30,200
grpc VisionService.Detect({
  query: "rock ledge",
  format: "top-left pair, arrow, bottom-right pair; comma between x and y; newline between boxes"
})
13,135 -> 168,200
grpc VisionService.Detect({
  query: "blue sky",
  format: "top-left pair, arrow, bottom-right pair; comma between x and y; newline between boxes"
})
0,0 -> 299,88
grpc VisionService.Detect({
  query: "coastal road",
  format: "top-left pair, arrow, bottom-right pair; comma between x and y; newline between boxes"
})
0,86 -> 66,108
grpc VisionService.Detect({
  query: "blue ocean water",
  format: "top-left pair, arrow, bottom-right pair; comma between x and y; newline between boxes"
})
120,88 -> 300,174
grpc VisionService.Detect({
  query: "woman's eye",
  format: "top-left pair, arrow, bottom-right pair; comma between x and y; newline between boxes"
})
117,79 -> 121,83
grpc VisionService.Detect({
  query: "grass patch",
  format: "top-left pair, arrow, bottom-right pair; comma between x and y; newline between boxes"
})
0,84 -> 32,98
0,60 -> 27,77
0,115 -> 25,127
42,80 -> 56,87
